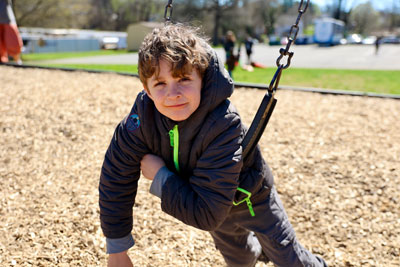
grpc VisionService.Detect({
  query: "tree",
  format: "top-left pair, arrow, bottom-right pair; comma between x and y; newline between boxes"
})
85,0 -> 164,31
334,0 -> 344,20
172,0 -> 205,23
349,2 -> 380,35
388,0 -> 400,31
201,0 -> 239,45
248,0 -> 281,37
13,0 -> 91,28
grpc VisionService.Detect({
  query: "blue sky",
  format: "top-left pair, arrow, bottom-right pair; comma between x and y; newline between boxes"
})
311,0 -> 397,11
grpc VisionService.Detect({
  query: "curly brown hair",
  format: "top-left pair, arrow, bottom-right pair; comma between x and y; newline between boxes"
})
138,23 -> 211,88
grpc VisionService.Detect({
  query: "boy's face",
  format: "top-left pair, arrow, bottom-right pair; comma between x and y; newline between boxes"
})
145,59 -> 202,121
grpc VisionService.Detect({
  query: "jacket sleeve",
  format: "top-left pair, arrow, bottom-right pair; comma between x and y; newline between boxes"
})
99,109 -> 149,239
160,112 -> 243,231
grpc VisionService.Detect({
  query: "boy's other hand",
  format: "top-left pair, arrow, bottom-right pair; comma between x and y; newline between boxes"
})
108,250 -> 133,267
140,154 -> 165,180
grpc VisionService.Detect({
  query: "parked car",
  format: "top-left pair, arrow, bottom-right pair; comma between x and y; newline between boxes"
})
381,36 -> 400,44
346,34 -> 363,44
295,35 -> 314,45
268,35 -> 281,45
339,38 -> 347,45
362,36 -> 377,45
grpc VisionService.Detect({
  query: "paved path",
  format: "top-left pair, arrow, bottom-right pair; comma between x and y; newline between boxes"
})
38,44 -> 400,70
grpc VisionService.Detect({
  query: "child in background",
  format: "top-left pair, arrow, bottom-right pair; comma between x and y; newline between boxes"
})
244,35 -> 254,65
223,30 -> 239,78
0,0 -> 23,64
99,23 -> 327,267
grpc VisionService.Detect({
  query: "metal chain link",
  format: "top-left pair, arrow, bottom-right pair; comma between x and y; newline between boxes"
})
270,0 -> 310,93
276,0 -> 310,69
164,0 -> 173,22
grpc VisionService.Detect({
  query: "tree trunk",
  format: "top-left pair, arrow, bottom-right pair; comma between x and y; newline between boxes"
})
212,4 -> 221,46
334,0 -> 343,20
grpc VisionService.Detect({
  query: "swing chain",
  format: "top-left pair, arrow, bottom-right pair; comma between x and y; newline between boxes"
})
164,0 -> 173,22
242,0 -> 310,160
276,0 -> 310,69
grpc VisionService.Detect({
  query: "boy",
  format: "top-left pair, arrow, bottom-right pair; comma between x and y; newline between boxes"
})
99,24 -> 327,267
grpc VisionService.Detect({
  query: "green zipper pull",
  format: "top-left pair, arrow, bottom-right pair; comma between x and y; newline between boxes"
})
245,198 -> 255,217
233,187 -> 255,217
169,125 -> 180,172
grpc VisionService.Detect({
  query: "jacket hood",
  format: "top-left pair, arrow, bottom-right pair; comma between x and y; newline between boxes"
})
199,45 -> 235,114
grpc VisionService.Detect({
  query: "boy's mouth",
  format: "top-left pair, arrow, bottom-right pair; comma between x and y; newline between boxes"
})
167,103 -> 187,108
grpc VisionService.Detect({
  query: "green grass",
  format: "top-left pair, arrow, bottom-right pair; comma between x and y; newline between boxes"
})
233,67 -> 400,95
42,64 -> 138,74
34,63 -> 400,95
21,50 -> 130,62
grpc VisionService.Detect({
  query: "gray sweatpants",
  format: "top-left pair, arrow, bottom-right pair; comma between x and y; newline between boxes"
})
210,186 -> 327,267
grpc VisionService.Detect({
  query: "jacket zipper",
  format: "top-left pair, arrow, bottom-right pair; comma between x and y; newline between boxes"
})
169,125 -> 254,216
169,125 -> 180,172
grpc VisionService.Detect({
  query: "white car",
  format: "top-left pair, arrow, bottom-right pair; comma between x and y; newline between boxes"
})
346,34 -> 363,44
362,36 -> 377,45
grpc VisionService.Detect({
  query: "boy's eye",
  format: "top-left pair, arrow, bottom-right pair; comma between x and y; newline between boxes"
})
154,82 -> 165,87
179,77 -> 191,82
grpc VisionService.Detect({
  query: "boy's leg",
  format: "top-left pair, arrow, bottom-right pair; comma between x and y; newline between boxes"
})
210,223 -> 262,267
252,186 -> 327,267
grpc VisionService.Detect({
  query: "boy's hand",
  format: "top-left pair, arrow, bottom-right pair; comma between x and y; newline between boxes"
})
108,251 -> 133,267
140,154 -> 165,180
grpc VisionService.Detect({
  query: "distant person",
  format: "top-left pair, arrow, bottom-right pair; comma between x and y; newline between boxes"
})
244,35 -> 254,65
223,30 -> 239,78
375,36 -> 382,55
0,0 -> 23,64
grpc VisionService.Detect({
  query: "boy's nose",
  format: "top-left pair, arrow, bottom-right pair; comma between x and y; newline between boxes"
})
167,83 -> 181,98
